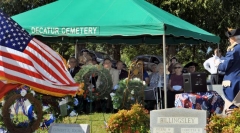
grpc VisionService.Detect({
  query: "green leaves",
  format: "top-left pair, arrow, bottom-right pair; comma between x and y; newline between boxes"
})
112,78 -> 146,110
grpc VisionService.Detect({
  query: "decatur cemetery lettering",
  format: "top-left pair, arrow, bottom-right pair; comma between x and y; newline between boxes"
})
31,26 -> 99,35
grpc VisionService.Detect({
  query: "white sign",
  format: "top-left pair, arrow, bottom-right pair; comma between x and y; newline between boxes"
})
31,27 -> 99,35
153,127 -> 174,133
157,117 -> 198,124
181,128 -> 202,133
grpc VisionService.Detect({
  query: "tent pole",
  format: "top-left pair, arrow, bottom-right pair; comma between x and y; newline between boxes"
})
163,32 -> 167,109
75,39 -> 78,59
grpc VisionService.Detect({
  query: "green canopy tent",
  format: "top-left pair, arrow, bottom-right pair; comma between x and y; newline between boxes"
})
12,0 -> 220,108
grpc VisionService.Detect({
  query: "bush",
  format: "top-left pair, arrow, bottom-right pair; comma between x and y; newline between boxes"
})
206,108 -> 240,133
106,104 -> 150,133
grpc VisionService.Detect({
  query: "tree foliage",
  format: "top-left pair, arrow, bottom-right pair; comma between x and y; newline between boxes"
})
0,0 -> 56,16
1,0 -> 240,71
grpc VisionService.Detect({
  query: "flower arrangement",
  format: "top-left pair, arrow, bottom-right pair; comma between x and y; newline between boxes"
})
74,64 -> 113,100
111,78 -> 146,110
106,104 -> 150,133
206,108 -> 240,133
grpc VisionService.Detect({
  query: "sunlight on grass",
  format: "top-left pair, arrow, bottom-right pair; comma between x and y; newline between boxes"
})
35,113 -> 113,133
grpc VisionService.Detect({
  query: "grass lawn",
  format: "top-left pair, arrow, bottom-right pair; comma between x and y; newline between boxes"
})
35,113 -> 113,133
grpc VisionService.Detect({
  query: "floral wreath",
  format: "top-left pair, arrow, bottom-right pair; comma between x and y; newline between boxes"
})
74,64 -> 113,100
1,86 -> 75,132
111,78 -> 146,110
2,89 -> 43,133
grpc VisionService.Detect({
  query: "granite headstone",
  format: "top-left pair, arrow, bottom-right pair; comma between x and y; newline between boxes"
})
49,123 -> 90,133
150,108 -> 207,133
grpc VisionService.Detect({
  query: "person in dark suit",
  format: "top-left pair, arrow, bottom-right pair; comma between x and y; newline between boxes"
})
68,57 -> 80,78
116,60 -> 128,80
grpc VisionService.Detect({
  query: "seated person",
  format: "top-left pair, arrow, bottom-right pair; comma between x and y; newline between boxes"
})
145,63 -> 167,110
149,64 -> 158,84
183,62 -> 198,73
167,63 -> 184,108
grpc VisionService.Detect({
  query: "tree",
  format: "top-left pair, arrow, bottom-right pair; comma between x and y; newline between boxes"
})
0,0 -> 76,60
2,0 -> 240,67
0,0 -> 56,16
145,0 -> 240,71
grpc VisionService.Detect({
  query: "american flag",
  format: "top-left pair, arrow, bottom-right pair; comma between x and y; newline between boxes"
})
0,11 -> 79,98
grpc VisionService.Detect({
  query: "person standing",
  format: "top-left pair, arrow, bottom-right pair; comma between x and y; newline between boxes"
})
79,49 -> 92,65
67,57 -> 81,113
68,57 -> 80,78
116,60 -> 128,80
96,58 -> 119,112
168,57 -> 178,74
203,48 -> 224,84
215,28 -> 240,114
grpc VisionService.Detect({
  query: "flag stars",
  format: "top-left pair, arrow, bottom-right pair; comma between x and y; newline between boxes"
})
0,12 -> 31,52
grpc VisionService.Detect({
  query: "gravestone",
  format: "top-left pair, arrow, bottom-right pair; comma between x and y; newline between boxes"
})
49,123 -> 90,133
150,108 -> 207,133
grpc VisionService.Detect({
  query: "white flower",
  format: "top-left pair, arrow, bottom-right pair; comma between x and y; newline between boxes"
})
10,114 -> 14,119
33,113 -> 37,120
20,89 -> 27,97
133,78 -> 141,81
142,81 -> 146,85
42,106 -> 50,111
30,90 -> 36,96
69,110 -> 78,117
113,85 -> 119,90
110,92 -> 116,97
131,90 -> 134,95
1,100 -> 5,106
